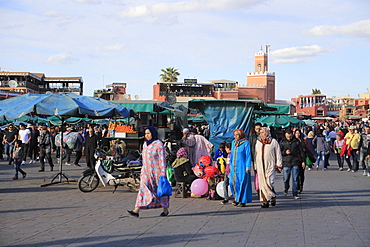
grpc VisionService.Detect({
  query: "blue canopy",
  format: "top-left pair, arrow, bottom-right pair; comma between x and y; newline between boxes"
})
0,93 -> 131,121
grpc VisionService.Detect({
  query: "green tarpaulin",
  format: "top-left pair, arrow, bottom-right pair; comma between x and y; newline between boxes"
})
47,116 -> 91,125
255,115 -> 305,127
255,104 -> 291,115
114,101 -> 172,114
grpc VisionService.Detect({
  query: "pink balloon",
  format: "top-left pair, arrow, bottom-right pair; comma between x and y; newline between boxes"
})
190,178 -> 209,196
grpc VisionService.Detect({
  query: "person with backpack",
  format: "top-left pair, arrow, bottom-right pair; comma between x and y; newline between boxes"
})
12,140 -> 27,180
312,129 -> 330,171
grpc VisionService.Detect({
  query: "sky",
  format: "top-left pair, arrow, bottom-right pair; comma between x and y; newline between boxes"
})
1,0 -> 369,101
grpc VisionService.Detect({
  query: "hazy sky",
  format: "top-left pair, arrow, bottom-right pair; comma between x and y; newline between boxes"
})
1,0 -> 369,100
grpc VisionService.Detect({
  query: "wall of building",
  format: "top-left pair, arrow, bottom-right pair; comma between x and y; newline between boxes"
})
355,99 -> 370,106
153,84 -> 165,101
213,90 -> 239,100
238,87 -> 265,100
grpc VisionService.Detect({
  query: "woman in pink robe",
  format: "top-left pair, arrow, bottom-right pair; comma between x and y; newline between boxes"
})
127,126 -> 169,218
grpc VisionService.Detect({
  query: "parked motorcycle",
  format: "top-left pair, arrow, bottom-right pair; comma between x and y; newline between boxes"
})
77,149 -> 142,193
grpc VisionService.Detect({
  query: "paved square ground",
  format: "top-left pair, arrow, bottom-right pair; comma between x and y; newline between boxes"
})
0,156 -> 369,247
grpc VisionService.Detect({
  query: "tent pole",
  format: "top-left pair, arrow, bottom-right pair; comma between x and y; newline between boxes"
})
41,117 -> 75,187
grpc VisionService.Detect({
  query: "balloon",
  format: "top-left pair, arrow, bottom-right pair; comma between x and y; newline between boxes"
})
216,181 -> 232,198
190,178 -> 209,196
192,164 -> 204,177
198,156 -> 212,166
204,166 -> 219,178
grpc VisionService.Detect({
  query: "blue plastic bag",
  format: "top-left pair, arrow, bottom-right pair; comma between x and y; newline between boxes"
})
157,176 -> 172,197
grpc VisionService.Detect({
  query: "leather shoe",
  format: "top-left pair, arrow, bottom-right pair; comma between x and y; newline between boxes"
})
127,210 -> 139,218
38,169 -> 45,172
50,167 -> 54,171
159,211 -> 169,217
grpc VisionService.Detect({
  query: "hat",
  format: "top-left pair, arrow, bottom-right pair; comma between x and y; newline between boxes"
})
285,128 -> 293,134
183,128 -> 189,133
349,126 -> 356,130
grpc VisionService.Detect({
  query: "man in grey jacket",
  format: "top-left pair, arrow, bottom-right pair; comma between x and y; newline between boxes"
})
38,126 -> 55,172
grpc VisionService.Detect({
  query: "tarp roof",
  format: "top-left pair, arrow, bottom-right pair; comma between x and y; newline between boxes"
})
113,100 -> 171,114
256,115 -> 305,127
255,104 -> 291,115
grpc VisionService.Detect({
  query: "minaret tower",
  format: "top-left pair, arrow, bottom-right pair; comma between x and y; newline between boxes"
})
247,45 -> 276,103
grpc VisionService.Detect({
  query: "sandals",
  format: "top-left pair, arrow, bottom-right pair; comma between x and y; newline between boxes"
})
159,211 -> 169,217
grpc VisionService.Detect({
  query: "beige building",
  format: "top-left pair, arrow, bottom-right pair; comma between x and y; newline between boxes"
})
0,71 -> 83,97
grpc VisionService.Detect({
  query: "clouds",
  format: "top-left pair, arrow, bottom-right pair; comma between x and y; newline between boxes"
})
101,43 -> 125,51
308,19 -> 370,38
43,10 -> 71,21
45,53 -> 76,65
1,0 -> 369,101
270,45 -> 335,64
74,0 -> 102,4
118,0 -> 264,18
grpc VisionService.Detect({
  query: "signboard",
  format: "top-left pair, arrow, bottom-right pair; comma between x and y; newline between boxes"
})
184,79 -> 197,84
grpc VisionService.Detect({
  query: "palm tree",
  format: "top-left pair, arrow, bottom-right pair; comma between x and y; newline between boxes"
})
311,88 -> 321,94
160,67 -> 180,82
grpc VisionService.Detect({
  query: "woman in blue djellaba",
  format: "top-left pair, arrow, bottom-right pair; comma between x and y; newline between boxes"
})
229,129 -> 253,207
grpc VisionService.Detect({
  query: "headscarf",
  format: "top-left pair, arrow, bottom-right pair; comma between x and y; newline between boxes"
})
176,147 -> 189,159
145,126 -> 159,146
233,129 -> 246,147
307,131 -> 315,138
259,127 -> 272,144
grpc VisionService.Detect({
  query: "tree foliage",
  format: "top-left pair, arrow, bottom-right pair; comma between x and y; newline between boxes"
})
160,67 -> 180,82
312,88 -> 322,94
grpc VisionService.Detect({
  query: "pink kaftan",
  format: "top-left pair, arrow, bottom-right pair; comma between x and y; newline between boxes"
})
135,139 -> 169,209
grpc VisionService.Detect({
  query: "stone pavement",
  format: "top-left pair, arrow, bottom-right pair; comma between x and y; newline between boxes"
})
0,156 -> 369,247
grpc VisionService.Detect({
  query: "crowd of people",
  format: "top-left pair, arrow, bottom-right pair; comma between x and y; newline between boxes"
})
2,118 -> 369,218
127,120 -> 370,218
0,123 -> 116,180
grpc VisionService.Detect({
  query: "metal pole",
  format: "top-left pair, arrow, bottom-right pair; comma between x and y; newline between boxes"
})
59,119 -> 64,182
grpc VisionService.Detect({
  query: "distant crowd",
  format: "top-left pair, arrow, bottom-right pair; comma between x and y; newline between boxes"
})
0,123 -> 120,180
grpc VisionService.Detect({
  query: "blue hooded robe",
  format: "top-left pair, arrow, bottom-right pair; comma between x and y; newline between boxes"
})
229,140 -> 253,204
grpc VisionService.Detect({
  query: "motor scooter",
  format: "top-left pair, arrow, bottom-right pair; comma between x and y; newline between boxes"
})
77,149 -> 142,193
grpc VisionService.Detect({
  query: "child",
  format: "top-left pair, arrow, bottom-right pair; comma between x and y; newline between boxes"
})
12,140 -> 27,180
213,141 -> 227,161
221,143 -> 231,204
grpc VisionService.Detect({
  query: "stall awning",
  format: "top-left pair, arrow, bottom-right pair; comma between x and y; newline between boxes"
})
255,104 -> 291,115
